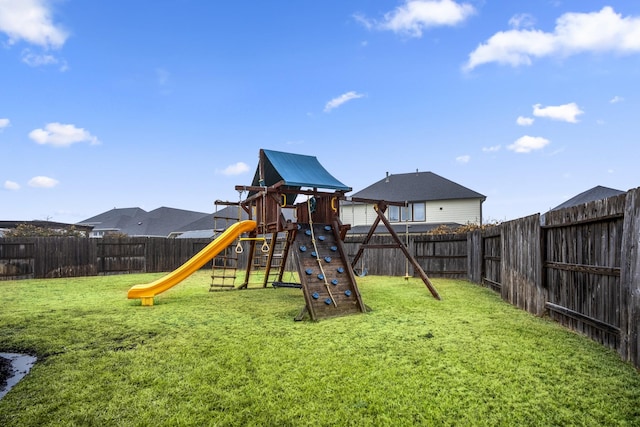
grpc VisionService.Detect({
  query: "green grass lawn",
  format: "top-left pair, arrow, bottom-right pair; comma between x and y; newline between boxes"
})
1,271 -> 639,426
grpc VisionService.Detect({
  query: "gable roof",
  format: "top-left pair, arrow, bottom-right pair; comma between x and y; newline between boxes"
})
549,185 -> 625,211
250,149 -> 351,191
351,171 -> 485,203
77,207 -> 210,237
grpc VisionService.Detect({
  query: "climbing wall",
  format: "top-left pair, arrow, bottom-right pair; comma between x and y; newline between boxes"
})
293,223 -> 366,321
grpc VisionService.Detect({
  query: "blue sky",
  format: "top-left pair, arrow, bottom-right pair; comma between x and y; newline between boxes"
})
1,0 -> 639,224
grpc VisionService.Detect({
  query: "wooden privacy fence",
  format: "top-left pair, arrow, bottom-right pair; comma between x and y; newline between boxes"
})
343,233 -> 468,279
0,237 -> 212,279
465,188 -> 639,369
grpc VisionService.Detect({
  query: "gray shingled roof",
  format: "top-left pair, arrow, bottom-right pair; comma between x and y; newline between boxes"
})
77,207 -> 147,231
549,185 -> 625,211
77,207 -> 210,237
350,171 -> 485,203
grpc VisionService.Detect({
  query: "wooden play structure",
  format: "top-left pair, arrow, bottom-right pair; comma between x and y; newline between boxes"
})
209,148 -> 440,320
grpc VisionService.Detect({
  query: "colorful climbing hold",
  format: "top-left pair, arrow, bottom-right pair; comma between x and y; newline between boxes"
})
324,256 -> 332,263
305,229 -> 312,236
337,267 -> 344,273
312,292 -> 319,299
317,274 -> 324,280
305,268 -> 313,275
331,279 -> 339,285
299,245 -> 307,252
330,246 -> 337,252
324,298 -> 332,305
344,290 -> 352,297
311,251 -> 317,257
324,225 -> 331,231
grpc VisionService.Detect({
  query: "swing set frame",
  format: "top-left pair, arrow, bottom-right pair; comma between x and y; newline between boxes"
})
349,197 -> 441,300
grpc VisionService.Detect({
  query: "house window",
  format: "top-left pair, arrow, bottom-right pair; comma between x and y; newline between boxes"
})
388,203 -> 426,222
401,205 -> 412,222
388,206 -> 400,222
413,203 -> 425,222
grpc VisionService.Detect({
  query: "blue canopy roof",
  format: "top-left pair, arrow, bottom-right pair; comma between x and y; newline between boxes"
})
251,149 -> 350,191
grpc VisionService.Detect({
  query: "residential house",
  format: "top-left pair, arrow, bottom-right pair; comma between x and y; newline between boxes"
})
340,171 -> 486,234
77,207 -> 212,238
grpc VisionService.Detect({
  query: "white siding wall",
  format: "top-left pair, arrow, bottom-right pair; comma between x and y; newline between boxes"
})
340,203 -> 371,226
340,199 -> 482,226
425,199 -> 482,225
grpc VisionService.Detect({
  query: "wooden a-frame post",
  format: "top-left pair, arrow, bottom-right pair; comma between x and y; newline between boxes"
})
351,199 -> 441,300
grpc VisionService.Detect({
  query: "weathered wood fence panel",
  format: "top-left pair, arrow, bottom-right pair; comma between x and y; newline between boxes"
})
343,233 -> 469,278
343,234 -> 407,276
467,227 -> 502,291
467,230 -> 482,283
0,237 -> 97,279
482,227 -> 502,292
99,238 -> 212,274
98,238 -> 146,275
543,194 -> 626,352
501,214 -> 545,316
620,188 -> 640,367
414,234 -> 467,279
0,239 -> 36,279
0,237 -> 212,280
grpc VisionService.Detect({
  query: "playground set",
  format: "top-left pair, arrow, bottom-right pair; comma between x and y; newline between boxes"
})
128,149 -> 439,320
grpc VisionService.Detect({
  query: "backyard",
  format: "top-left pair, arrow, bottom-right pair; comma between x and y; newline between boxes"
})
0,272 -> 639,426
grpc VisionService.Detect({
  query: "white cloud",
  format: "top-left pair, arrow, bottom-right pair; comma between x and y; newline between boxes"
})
508,13 -> 536,30
218,162 -> 250,176
516,116 -> 534,126
4,180 -> 20,190
324,91 -> 365,112
533,102 -> 583,123
482,145 -> 501,152
0,0 -> 68,49
28,176 -> 59,188
28,123 -> 100,147
610,95 -> 624,104
507,135 -> 550,153
0,118 -> 9,130
456,155 -> 470,164
465,7 -> 640,70
21,48 -> 68,70
355,0 -> 475,37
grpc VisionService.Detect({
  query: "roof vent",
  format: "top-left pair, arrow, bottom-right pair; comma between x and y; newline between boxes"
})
385,172 -> 389,183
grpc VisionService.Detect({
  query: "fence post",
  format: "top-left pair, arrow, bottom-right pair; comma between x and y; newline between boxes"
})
620,187 -> 640,366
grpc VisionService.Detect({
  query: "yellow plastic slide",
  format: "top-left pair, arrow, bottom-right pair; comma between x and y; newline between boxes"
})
127,220 -> 257,306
